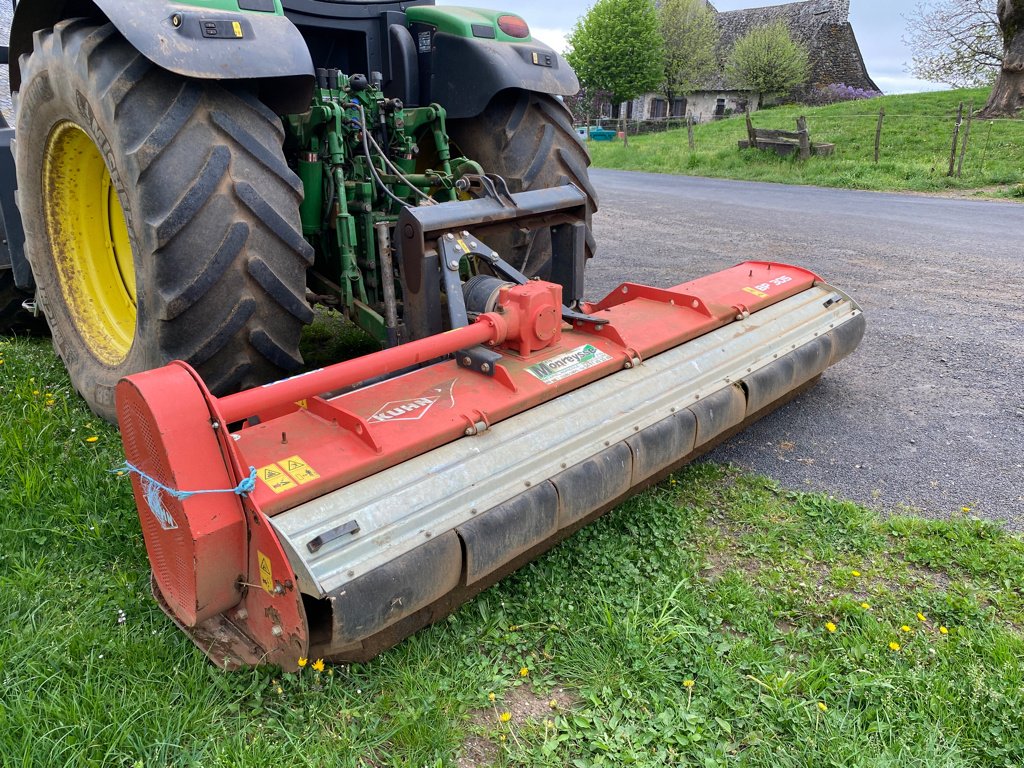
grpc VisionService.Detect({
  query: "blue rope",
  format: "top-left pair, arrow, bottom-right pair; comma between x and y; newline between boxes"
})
112,462 -> 257,531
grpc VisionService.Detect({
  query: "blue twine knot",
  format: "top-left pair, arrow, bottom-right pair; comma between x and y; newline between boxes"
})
112,462 -> 257,531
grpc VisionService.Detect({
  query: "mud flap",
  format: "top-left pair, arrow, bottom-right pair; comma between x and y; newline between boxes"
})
691,385 -> 747,446
329,532 -> 461,646
744,313 -> 865,415
457,482 -> 559,586
626,409 -> 698,484
552,443 -> 633,529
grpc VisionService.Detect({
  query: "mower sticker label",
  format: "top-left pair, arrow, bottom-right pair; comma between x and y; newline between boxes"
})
525,344 -> 612,385
744,275 -> 793,299
281,455 -> 320,485
257,551 -> 274,593
368,379 -> 458,423
257,463 -> 297,494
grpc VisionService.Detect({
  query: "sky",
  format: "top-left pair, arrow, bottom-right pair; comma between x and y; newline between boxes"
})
466,0 -> 945,94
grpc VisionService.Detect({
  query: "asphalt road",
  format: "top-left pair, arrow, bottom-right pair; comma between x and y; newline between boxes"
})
586,169 -> 1024,527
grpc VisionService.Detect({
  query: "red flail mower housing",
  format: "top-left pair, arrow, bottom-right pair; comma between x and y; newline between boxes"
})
117,261 -> 863,670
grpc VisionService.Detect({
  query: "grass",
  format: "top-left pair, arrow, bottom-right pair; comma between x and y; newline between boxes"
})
587,88 -> 1024,197
2,333 -> 1024,766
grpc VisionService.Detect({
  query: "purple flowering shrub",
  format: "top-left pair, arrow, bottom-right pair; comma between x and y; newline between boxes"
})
808,83 -> 882,105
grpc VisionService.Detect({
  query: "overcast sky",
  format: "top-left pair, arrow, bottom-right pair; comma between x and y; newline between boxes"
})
469,0 -> 943,94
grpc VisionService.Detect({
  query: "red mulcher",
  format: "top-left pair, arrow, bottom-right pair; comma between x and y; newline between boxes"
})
117,254 -> 863,670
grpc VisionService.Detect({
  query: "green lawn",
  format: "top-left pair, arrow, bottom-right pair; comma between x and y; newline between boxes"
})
2,334 -> 1024,767
587,88 -> 1024,197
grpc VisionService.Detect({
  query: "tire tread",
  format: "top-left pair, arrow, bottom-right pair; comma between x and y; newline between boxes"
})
15,21 -> 311,420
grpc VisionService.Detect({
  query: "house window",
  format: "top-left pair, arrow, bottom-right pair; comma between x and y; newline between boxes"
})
715,98 -> 726,117
649,99 -> 667,119
671,98 -> 687,117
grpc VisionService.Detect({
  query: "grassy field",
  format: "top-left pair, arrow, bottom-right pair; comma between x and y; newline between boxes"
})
3,334 -> 1024,766
587,88 -> 1024,197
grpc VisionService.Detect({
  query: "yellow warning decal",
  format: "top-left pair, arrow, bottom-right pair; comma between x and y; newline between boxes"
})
742,287 -> 768,298
281,455 -> 321,485
456,238 -> 471,254
295,399 -> 308,410
232,21 -> 243,38
257,550 -> 273,593
258,463 -> 297,494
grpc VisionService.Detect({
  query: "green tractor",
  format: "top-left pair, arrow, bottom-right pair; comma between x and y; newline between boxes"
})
0,0 -> 596,420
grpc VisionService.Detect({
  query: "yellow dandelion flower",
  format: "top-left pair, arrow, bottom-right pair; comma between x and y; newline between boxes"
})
85,436 -> 99,443
519,667 -> 529,677
276,686 -> 283,695
682,679 -> 695,688
499,711 -> 512,723
889,641 -> 901,651
499,734 -> 506,742
32,390 -> 39,395
488,692 -> 496,702
939,626 -> 949,635
548,699 -> 558,709
0,359 -> 5,365
312,658 -> 325,672
509,625 -> 519,631
917,612 -> 927,622
670,479 -> 677,485
817,702 -> 828,712
297,657 -> 308,668
851,570 -> 861,577
861,602 -> 871,610
900,625 -> 912,633
825,622 -> 837,633
962,506 -> 971,513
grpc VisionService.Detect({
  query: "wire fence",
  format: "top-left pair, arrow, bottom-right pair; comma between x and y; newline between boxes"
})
578,102 -> 1024,179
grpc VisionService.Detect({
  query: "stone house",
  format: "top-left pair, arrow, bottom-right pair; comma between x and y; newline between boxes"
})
612,0 -> 878,123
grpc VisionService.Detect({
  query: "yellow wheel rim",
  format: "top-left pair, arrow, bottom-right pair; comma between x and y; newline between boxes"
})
43,122 -> 136,366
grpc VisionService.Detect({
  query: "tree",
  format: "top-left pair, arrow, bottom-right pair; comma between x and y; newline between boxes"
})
979,0 -> 1024,116
724,21 -> 810,104
659,0 -> 720,103
566,0 -> 664,143
903,0 -> 1001,87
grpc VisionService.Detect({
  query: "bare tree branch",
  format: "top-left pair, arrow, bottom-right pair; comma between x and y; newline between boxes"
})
902,0 -> 1002,87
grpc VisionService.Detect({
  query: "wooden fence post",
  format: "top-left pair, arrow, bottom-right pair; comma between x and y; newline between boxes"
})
687,115 -> 695,150
956,103 -> 974,178
745,111 -> 757,149
796,115 -> 810,161
947,101 -> 963,176
980,120 -> 995,170
874,107 -> 885,164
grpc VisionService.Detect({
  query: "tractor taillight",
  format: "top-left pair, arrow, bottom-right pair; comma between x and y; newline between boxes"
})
497,15 -> 530,39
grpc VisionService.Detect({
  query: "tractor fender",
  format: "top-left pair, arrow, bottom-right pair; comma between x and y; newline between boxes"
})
9,0 -> 315,114
422,32 -> 579,120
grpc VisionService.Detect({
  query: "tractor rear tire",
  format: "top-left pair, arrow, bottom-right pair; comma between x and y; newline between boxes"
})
15,20 -> 313,421
447,91 -> 599,281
